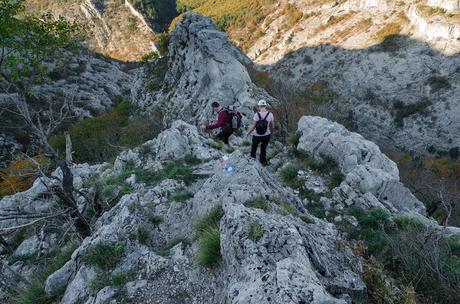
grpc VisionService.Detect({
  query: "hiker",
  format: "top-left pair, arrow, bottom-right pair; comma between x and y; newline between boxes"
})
200,102 -> 240,145
246,99 -> 274,166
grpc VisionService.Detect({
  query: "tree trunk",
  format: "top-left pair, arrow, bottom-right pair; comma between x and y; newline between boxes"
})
65,131 -> 73,164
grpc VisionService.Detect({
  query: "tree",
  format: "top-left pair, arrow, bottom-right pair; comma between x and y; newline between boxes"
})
0,0 -> 91,237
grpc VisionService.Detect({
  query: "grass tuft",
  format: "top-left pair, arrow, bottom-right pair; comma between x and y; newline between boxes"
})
83,243 -> 125,271
246,196 -> 269,211
195,206 -> 224,238
247,221 -> 264,241
196,227 -> 221,267
170,189 -> 194,203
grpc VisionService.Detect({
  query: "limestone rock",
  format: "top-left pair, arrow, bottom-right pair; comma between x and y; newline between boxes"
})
297,116 -> 426,215
137,13 -> 275,127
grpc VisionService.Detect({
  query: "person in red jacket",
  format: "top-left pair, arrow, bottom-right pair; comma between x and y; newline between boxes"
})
200,102 -> 233,145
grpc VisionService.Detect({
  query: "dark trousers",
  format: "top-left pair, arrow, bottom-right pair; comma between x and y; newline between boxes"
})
217,131 -> 232,145
251,135 -> 270,164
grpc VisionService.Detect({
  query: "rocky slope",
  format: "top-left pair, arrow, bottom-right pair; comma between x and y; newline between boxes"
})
1,13 -> 459,304
1,115 -> 455,303
252,0 -> 460,156
0,115 -> 429,303
23,0 -> 167,61
0,50 -> 134,166
177,0 -> 460,157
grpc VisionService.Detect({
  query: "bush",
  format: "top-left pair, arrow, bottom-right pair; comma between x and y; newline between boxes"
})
279,164 -> 299,184
149,215 -> 163,226
137,227 -> 151,245
247,221 -> 263,241
0,157 -> 45,198
196,227 -> 221,267
49,101 -> 163,164
341,206 -> 460,302
184,154 -> 201,165
393,99 -> 431,128
83,243 -> 125,271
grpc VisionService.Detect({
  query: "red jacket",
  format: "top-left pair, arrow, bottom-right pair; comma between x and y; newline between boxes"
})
206,110 -> 230,131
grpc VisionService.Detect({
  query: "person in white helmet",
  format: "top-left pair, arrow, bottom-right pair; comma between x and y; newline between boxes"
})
246,99 -> 274,166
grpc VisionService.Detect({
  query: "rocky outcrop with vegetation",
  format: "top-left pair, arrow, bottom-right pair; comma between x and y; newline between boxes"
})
1,9 -> 460,304
23,0 -> 174,61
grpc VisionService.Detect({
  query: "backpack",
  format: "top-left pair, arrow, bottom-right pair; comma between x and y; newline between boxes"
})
222,106 -> 242,132
255,112 -> 270,135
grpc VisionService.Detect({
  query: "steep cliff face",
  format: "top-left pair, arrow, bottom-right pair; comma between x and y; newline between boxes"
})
24,0 -> 163,61
427,0 -> 460,11
241,0 -> 460,156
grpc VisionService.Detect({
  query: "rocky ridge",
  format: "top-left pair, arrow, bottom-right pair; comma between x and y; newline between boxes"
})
1,12 -> 459,304
1,112 -> 455,303
135,13 -> 274,126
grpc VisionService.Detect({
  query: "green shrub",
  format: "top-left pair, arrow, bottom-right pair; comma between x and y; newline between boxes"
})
149,215 -> 163,226
137,227 -> 151,245
287,133 -> 300,146
83,243 -> 125,271
195,205 -> 224,238
110,273 -> 128,286
184,154 -> 201,165
300,188 -> 321,202
279,164 -> 298,184
247,221 -> 263,241
242,139 -> 251,146
246,196 -> 268,211
49,101 -> 163,164
196,227 -> 221,267
340,206 -> 460,302
305,201 -> 326,219
299,213 -> 315,224
393,99 -> 431,128
170,189 -> 194,203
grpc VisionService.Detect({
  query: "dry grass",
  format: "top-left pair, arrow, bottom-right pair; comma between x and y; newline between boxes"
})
331,18 -> 373,43
374,23 -> 401,43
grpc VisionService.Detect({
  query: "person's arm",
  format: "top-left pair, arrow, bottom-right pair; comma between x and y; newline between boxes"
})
206,112 -> 226,130
270,114 -> 275,132
246,121 -> 256,136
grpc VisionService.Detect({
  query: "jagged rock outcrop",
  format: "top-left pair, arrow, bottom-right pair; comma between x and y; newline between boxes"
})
296,116 -> 426,217
428,0 -> 460,11
136,13 -> 274,126
342,0 -> 388,11
0,120 -> 367,303
24,0 -> 159,61
408,4 -> 460,53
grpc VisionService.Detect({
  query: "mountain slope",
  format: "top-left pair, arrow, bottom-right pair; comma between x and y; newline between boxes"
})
1,13 -> 459,304
23,0 -> 171,61
173,0 -> 460,157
